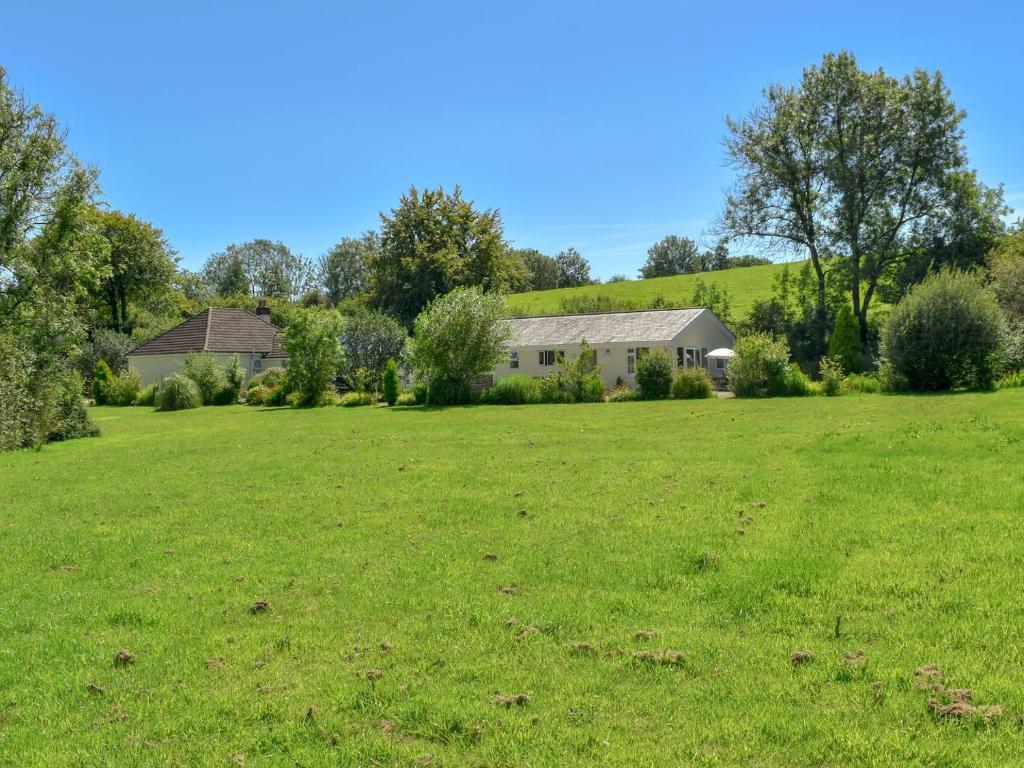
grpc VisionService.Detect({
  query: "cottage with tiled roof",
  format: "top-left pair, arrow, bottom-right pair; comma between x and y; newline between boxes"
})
128,302 -> 287,385
492,307 -> 734,389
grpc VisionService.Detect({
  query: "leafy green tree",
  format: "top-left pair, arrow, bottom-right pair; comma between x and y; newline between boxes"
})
721,51 -> 986,349
372,186 -> 518,324
90,208 -> 177,333
202,239 -> 313,299
555,247 -> 591,287
78,329 -> 134,380
881,270 -> 1001,390
285,308 -> 345,406
513,248 -> 560,291
730,333 -> 791,397
608,273 -> 628,283
989,222 -> 1024,321
640,236 -> 701,278
319,233 -> 376,305
828,304 -> 862,374
409,286 -> 511,404
690,278 -> 733,327
183,352 -> 226,404
382,359 -> 400,406
0,66 -> 102,448
339,308 -> 407,391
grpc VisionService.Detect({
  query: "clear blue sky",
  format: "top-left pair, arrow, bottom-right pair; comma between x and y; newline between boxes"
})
5,1 -> 1022,280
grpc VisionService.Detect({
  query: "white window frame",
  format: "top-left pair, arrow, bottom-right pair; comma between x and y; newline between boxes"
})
509,350 -> 519,369
539,349 -> 557,366
677,347 -> 702,369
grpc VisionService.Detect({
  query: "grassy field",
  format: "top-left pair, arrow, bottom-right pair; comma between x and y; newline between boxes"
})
3,393 -> 1024,766
507,261 -> 797,316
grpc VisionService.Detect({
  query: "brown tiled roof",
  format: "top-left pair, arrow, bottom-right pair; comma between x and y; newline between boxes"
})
129,308 -> 286,356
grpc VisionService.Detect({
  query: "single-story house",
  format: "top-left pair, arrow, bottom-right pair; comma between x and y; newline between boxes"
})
492,307 -> 735,389
127,304 -> 288,386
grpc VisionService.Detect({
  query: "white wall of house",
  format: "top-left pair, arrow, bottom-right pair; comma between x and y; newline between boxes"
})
127,352 -> 287,386
492,310 -> 735,389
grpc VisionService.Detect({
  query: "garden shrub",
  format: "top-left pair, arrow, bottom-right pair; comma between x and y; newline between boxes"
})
158,373 -> 203,411
105,369 -> 141,406
245,385 -> 269,405
134,383 -> 157,406
265,383 -> 290,406
730,333 -> 790,397
340,391 -> 374,407
579,372 -> 605,402
635,349 -> 673,399
998,369 -> 1024,389
248,367 -> 287,389
396,392 -> 417,406
211,383 -> 240,405
340,309 -> 407,392
479,375 -> 543,405
183,352 -> 226,404
1001,319 -> 1024,374
426,377 -> 473,406
78,329 -> 134,383
877,361 -> 910,393
819,357 -> 844,396
45,368 -> 99,443
781,364 -> 813,397
412,380 -> 429,405
318,390 -> 343,407
672,367 -> 712,399
382,359 -> 400,406
93,359 -> 113,404
881,269 -> 1002,391
843,373 -> 880,394
221,354 -> 245,403
608,385 -> 640,402
828,304 -> 863,374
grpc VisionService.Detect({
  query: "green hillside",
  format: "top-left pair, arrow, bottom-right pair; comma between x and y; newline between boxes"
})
508,261 -> 801,318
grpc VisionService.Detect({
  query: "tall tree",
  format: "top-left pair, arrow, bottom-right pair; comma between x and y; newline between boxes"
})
371,186 -> 518,324
0,66 -> 101,448
318,232 -> 376,305
90,208 -> 177,333
555,247 -> 591,287
720,51 -> 985,352
202,239 -> 313,299
513,248 -> 560,291
640,236 -> 701,278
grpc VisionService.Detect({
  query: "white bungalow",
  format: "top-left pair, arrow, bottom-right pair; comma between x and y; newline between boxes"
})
492,308 -> 735,389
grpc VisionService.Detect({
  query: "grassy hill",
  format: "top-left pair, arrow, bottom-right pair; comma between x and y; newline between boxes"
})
508,261 -> 801,318
3,394 -> 1024,765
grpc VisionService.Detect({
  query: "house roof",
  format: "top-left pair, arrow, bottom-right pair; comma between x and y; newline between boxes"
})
129,308 -> 285,357
508,308 -> 707,346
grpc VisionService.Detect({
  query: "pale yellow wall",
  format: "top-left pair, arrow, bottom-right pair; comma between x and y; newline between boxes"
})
492,310 -> 735,389
128,353 -> 285,386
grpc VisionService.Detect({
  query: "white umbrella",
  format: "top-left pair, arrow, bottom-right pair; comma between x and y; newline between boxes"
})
706,347 -> 734,359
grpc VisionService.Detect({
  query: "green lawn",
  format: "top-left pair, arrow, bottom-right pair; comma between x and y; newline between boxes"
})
3,393 -> 1024,766
507,261 -> 797,316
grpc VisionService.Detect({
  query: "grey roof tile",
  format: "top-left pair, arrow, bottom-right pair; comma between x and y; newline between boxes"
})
508,308 -> 705,346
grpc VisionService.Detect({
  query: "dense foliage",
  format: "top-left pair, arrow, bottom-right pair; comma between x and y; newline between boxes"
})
881,270 -> 1002,391
371,186 -> 520,324
285,308 -> 345,406
409,287 -> 511,405
828,304 -> 863,374
157,373 -> 203,411
382,359 -> 400,406
635,350 -> 674,399
730,333 -> 791,397
339,309 -> 407,391
182,352 -> 226,404
671,367 -> 713,399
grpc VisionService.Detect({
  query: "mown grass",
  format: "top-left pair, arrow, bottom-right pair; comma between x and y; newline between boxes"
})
507,261 -> 797,316
2,392 -> 1024,766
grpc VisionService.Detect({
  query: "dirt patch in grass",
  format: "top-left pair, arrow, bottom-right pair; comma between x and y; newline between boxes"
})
205,658 -> 225,669
494,693 -> 530,707
913,665 -> 1004,723
633,649 -> 685,668
86,682 -> 106,695
483,552 -> 497,561
249,600 -> 272,614
366,668 -> 384,681
843,651 -> 866,667
113,650 -> 136,667
569,641 -> 596,656
497,585 -> 518,595
790,650 -> 814,667
517,625 -> 538,639
634,630 -> 658,640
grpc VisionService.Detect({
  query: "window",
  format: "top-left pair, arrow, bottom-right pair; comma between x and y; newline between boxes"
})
716,358 -> 725,370
253,358 -> 263,373
509,351 -> 519,369
627,348 -> 635,375
539,350 -> 557,366
677,347 -> 703,368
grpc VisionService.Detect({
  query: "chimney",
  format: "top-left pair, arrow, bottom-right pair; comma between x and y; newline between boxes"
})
255,298 -> 271,322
